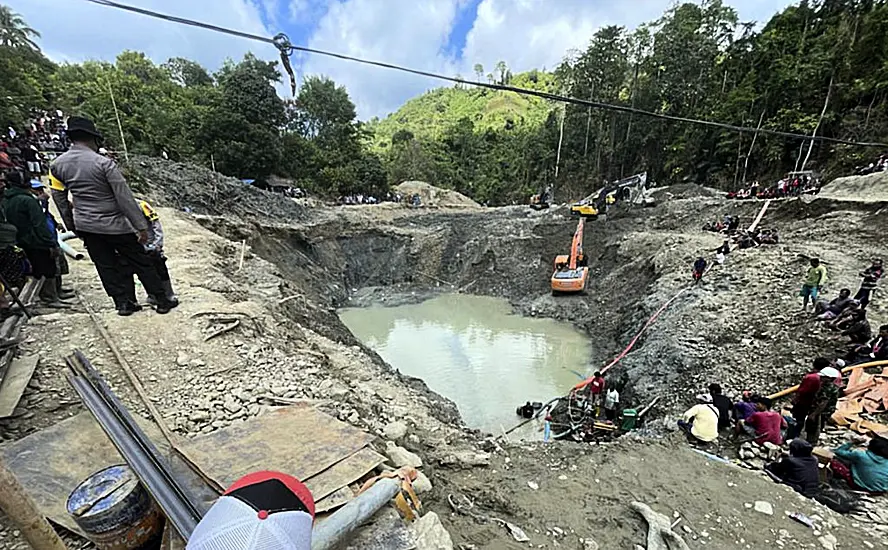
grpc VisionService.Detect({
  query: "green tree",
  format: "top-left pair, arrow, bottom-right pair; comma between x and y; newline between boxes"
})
0,6 -> 39,51
473,63 -> 484,82
163,57 -> 213,87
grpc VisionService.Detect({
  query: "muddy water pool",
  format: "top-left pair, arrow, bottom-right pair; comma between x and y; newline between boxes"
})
339,294 -> 592,433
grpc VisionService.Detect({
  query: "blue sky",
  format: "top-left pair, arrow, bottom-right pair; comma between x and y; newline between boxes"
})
8,0 -> 795,119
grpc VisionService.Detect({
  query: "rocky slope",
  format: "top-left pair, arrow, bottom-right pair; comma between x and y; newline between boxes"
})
1,157 -> 887,548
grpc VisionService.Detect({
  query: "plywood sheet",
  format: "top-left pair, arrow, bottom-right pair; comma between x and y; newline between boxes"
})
315,485 -> 354,514
0,355 -> 38,417
303,447 -> 385,502
177,405 -> 375,489
0,412 -> 168,535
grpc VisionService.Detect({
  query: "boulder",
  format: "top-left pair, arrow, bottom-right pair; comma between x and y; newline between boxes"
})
410,512 -> 453,550
412,471 -> 432,494
386,442 -> 422,468
384,421 -> 408,440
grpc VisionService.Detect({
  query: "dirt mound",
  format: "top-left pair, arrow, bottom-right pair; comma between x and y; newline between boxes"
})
648,183 -> 724,200
396,181 -> 479,208
124,155 -> 308,222
819,171 -> 888,202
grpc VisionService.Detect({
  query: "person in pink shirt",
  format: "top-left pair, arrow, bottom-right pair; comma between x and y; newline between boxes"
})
738,397 -> 786,446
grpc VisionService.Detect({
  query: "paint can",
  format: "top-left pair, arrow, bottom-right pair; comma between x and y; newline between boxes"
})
66,464 -> 165,549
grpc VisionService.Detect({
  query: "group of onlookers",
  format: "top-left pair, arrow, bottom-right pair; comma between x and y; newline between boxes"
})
0,114 -> 179,317
727,174 -> 821,200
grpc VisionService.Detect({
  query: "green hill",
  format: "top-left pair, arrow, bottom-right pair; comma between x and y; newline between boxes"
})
368,70 -> 558,150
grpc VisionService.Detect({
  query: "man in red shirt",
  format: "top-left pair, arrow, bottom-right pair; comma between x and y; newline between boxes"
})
587,371 -> 606,415
740,397 -> 786,445
786,358 -> 828,440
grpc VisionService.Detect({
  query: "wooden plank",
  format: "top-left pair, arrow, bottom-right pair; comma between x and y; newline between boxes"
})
303,447 -> 385,502
177,405 -> 375,490
0,412 -> 168,536
315,485 -> 354,514
0,355 -> 39,418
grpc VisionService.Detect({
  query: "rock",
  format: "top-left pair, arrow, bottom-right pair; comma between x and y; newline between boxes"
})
385,442 -> 422,468
818,534 -> 837,550
189,410 -> 210,422
223,400 -> 243,414
384,421 -> 408,440
440,450 -> 491,468
582,539 -> 600,550
754,501 -> 774,516
527,481 -> 539,490
413,471 -> 432,494
410,511 -> 453,550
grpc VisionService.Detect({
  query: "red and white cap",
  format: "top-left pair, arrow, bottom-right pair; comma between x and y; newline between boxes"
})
187,471 -> 314,550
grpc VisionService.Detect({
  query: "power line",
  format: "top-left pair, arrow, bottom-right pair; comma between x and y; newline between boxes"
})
83,0 -> 888,148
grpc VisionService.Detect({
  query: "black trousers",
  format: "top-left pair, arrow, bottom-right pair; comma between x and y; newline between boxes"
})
148,250 -> 170,283
80,231 -> 165,304
22,247 -> 57,278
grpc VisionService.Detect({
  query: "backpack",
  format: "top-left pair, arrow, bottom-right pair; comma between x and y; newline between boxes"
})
814,485 -> 861,514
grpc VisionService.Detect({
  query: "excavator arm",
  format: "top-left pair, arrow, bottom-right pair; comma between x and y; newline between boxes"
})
569,218 -> 584,270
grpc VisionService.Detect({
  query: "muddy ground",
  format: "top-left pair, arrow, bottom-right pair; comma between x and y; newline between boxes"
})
1,157 -> 887,549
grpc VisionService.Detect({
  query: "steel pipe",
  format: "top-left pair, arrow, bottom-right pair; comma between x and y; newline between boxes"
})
310,477 -> 402,550
66,351 -> 202,540
58,232 -> 84,260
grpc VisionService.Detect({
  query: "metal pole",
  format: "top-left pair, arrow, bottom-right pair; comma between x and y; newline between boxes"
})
310,477 -> 402,550
0,273 -> 31,319
0,458 -> 68,550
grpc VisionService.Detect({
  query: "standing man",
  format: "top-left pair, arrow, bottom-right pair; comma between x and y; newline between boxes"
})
587,371 -> 606,416
801,258 -> 828,311
49,117 -> 176,316
786,358 -> 828,440
805,366 -> 841,445
855,259 -> 883,309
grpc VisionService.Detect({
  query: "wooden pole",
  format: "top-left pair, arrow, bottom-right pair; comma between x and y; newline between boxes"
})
767,360 -> 888,400
0,458 -> 67,550
106,76 -> 129,162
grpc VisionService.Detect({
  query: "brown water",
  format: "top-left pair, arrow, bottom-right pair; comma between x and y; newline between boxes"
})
339,294 -> 592,433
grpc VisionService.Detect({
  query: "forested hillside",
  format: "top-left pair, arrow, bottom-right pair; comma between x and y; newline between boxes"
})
3,0 -> 888,205
372,0 -> 888,203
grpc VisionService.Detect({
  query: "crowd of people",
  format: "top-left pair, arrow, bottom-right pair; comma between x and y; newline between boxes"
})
681,204 -> 888,508
727,173 -> 821,200
336,191 -> 404,206
854,153 -> 888,176
0,114 -> 179,317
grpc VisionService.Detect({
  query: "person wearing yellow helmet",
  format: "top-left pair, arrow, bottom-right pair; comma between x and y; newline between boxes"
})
138,199 -> 177,306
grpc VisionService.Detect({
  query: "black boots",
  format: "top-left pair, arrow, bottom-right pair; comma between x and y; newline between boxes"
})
152,294 -> 178,315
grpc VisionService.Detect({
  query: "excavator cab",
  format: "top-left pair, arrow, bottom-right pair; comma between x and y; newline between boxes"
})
551,219 -> 589,294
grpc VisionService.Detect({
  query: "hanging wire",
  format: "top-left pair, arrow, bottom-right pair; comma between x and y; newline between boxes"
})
80,0 -> 888,148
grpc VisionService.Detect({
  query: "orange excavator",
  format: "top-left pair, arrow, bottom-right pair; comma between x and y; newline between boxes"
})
551,218 -> 589,294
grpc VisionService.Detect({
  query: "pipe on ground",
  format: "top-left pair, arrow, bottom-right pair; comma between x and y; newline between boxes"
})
58,232 -> 84,260
310,477 -> 402,550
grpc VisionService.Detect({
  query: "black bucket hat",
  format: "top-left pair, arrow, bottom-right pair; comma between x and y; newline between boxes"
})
66,116 -> 103,142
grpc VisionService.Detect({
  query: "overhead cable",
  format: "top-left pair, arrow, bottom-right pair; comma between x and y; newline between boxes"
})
82,0 -> 888,148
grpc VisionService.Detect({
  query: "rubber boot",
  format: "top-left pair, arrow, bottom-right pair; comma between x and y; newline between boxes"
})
56,277 -> 75,300
162,280 -> 179,306
39,278 -> 69,309
153,294 -> 178,315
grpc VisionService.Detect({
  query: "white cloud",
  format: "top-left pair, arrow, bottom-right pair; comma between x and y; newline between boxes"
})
5,0 -> 278,72
301,0 -> 461,119
300,0 -> 794,119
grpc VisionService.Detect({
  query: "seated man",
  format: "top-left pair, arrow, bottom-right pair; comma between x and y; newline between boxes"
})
733,391 -> 758,422
678,394 -> 719,445
846,324 -> 888,364
737,397 -> 786,446
814,288 -> 852,318
842,309 -> 872,344
827,301 -> 862,331
831,437 -> 888,493
764,439 -> 819,497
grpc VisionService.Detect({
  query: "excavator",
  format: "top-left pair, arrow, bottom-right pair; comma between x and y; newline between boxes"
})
551,218 -> 589,294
